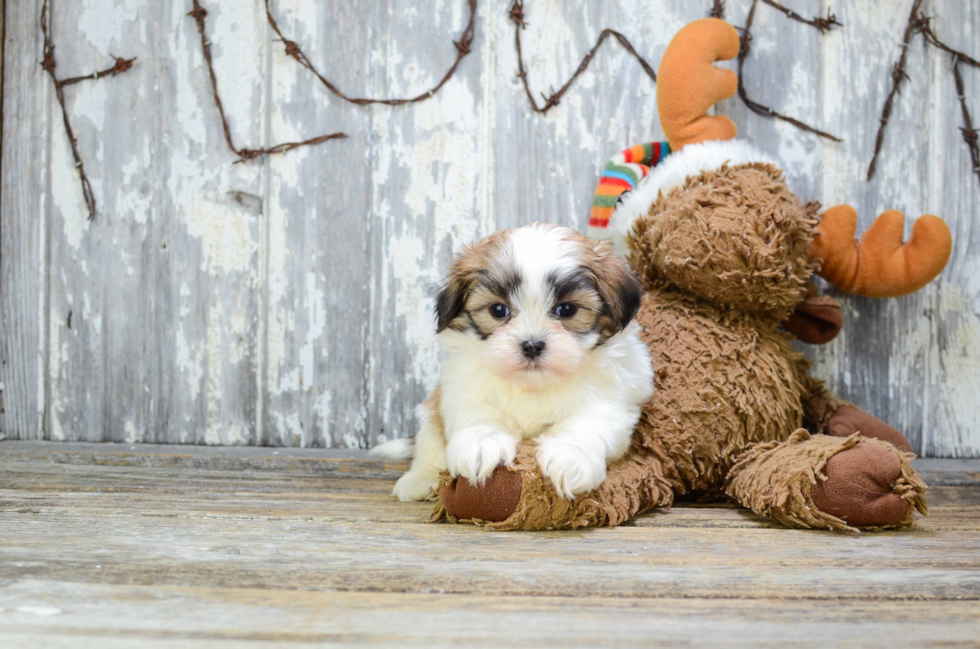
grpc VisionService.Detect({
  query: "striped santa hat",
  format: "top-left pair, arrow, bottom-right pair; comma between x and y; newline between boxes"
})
586,141 -> 671,241
587,18 -> 777,258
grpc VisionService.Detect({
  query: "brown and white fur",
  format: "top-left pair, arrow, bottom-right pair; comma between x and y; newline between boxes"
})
371,223 -> 654,501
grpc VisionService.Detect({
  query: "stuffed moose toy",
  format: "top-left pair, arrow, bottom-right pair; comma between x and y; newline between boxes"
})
432,18 -> 952,531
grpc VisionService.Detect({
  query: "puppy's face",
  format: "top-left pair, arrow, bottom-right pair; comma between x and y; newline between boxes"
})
436,223 -> 642,384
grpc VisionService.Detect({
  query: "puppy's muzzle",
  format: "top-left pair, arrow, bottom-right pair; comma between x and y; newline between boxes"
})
521,340 -> 546,359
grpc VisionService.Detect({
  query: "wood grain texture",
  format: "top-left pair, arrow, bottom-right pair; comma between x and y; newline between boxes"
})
927,0 -> 980,457
0,443 -> 979,645
0,0 -> 48,442
0,0 -> 977,454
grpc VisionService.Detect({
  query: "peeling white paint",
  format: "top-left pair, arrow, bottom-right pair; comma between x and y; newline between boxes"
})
51,120 -> 90,250
77,0 -> 140,55
124,419 -> 138,443
181,196 -> 258,275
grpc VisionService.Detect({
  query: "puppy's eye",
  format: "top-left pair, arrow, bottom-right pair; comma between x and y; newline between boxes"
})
489,303 -> 510,319
555,304 -> 577,318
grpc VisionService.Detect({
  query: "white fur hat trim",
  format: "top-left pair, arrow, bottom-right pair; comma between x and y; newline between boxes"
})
607,139 -> 777,258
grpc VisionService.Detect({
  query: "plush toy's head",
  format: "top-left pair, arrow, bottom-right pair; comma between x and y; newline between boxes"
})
629,162 -> 818,321
593,18 -> 953,341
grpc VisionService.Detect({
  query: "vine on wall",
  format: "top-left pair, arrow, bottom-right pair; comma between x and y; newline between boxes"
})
40,0 -> 136,220
867,0 -> 979,183
40,0 -> 979,219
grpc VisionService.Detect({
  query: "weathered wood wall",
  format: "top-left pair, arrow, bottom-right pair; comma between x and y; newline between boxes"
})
1,0 -> 977,455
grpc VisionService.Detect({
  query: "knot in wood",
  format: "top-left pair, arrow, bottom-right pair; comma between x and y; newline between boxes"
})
187,6 -> 207,22
891,64 -> 910,84
41,51 -> 56,73
112,57 -> 135,75
813,14 -> 841,32
237,149 -> 262,163
508,1 -> 526,27
738,31 -> 753,56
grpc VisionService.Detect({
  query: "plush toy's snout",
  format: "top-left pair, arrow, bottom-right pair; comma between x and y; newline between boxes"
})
784,294 -> 843,345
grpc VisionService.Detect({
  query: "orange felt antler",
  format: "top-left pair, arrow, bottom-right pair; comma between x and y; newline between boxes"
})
657,18 -> 741,152
812,205 -> 952,298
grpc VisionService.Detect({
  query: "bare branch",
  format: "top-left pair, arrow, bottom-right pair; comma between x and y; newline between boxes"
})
40,0 -> 137,220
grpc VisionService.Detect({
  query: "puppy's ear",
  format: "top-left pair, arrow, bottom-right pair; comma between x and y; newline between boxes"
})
592,241 -> 642,334
435,267 -> 471,333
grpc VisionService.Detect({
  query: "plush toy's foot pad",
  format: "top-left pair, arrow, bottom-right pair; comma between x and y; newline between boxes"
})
431,444 -> 674,531
726,430 -> 927,530
826,406 -> 912,452
811,442 -> 916,527
439,466 -> 522,523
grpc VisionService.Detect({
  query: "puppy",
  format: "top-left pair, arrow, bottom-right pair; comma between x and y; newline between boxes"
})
371,223 -> 654,501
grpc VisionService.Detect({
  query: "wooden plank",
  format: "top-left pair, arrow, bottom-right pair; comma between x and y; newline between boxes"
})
0,445 -> 978,645
3,529 -> 980,600
1,583 -> 978,646
42,1 -> 267,443
928,0 -> 980,457
259,0 -> 494,448
0,0 -> 47,441
1,444 -> 978,603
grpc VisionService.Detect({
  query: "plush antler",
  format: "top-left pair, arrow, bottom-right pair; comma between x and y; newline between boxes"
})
812,205 -> 952,298
657,18 -> 740,152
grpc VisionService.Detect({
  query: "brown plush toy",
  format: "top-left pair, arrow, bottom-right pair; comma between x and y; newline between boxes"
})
432,18 -> 952,531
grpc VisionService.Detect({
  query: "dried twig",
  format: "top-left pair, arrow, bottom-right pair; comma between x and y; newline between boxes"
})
265,0 -> 477,107
40,0 -> 137,220
59,56 -> 136,88
867,0 -> 924,180
188,0 -> 346,163
509,0 -> 657,114
508,0 -> 837,141
760,0 -> 840,32
918,17 -> 980,69
918,15 -> 980,187
918,15 -> 980,188
737,0 -> 842,141
867,3 -> 979,185
952,59 -> 980,187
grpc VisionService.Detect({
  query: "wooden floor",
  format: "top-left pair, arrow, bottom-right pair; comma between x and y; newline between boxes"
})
1,443 -> 978,647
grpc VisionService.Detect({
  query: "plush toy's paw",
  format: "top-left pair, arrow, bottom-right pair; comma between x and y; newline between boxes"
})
446,425 -> 517,486
440,465 -> 524,523
826,406 -> 912,453
811,442 -> 917,527
727,431 -> 926,530
392,468 -> 441,502
536,437 -> 607,499
435,444 -> 674,530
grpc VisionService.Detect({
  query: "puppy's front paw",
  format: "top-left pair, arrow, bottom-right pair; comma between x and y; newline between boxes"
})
392,468 -> 441,502
446,425 -> 517,486
536,438 -> 606,499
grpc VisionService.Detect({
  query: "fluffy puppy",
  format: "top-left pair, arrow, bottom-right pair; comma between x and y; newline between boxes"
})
372,223 -> 654,501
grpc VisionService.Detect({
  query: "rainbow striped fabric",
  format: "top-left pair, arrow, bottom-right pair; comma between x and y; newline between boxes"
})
587,141 -> 671,240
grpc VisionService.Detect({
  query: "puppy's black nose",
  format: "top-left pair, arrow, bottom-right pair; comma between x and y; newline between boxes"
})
521,340 -> 546,358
